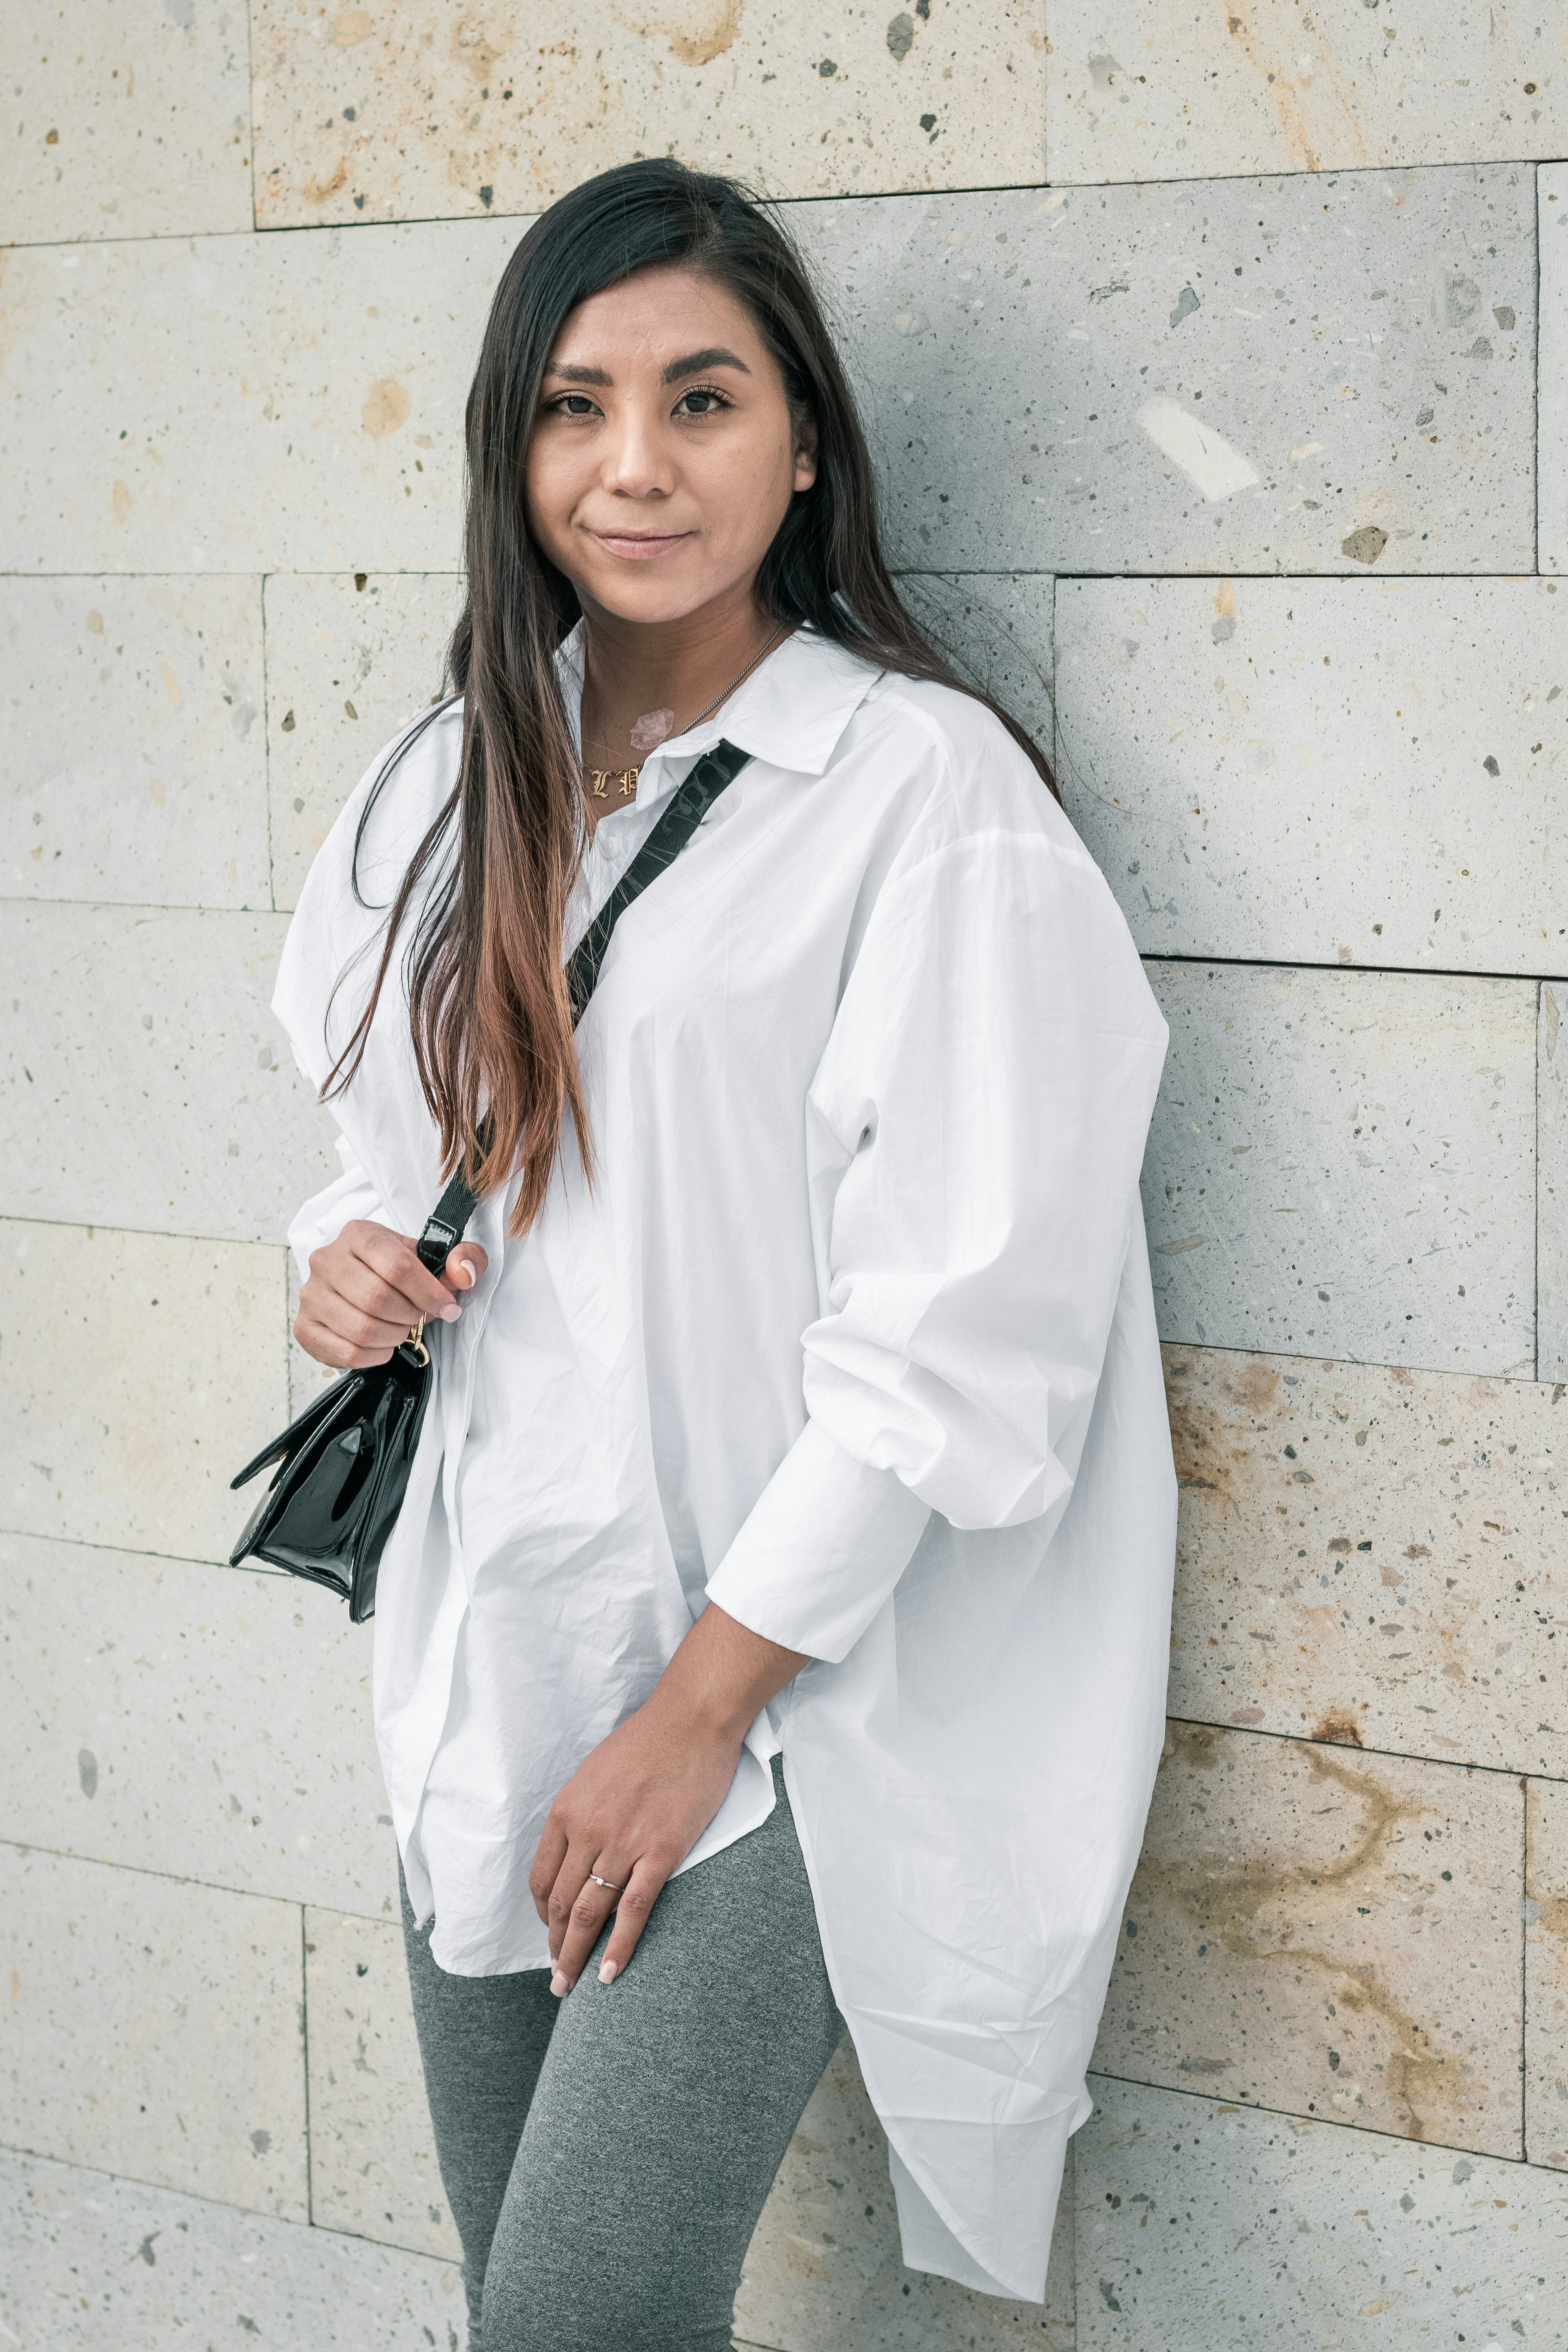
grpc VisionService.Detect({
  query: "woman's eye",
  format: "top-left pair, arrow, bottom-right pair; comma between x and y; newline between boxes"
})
675,387 -> 728,417
557,395 -> 598,417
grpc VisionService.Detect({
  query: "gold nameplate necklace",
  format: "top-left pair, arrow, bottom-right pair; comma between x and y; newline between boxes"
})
585,624 -> 788,802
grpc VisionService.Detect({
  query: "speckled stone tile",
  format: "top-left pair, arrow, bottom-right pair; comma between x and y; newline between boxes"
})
0,2146 -> 467,2351
1094,1725 -> 1523,2157
263,570 -> 463,910
1054,576 -> 1568,975
0,1845 -> 307,2217
1046,2 -> 1567,186
1143,962 -> 1537,1376
793,164 -> 1535,576
1076,2076 -> 1567,2352
1163,1346 -> 1568,1775
0,1530 -> 397,1920
0,221 -> 520,575
1526,1777 -> 1568,2171
0,902 -> 338,1243
2,1218 -> 287,1563
248,0 -> 1046,225
735,2038 -> 1074,2350
2,0 -> 253,245
304,1908 -> 458,2261
1539,983 -> 1568,1383
1544,167 -> 1568,576
895,571 -> 1055,755
1,573 -> 269,908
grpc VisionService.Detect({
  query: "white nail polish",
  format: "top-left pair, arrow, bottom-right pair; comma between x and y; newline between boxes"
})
440,1304 -> 461,1322
598,1959 -> 618,1985
550,1969 -> 568,1997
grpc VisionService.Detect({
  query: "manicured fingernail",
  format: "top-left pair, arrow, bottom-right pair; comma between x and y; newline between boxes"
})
598,1959 -> 618,1985
550,1970 -> 568,1997
439,1304 -> 462,1322
457,1262 -> 477,1289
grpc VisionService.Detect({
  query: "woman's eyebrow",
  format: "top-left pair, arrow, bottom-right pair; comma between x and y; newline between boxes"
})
660,346 -> 751,384
543,362 -> 614,386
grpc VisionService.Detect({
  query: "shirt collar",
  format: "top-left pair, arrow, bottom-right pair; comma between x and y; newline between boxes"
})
555,620 -> 881,789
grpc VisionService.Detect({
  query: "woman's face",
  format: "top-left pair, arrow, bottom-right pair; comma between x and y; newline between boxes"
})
524,265 -> 817,627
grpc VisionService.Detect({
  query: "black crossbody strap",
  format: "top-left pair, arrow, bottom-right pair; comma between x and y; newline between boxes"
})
414,736 -> 750,1275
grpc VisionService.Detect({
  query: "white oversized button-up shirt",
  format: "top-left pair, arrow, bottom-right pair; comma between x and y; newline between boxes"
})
275,624 -> 1175,2303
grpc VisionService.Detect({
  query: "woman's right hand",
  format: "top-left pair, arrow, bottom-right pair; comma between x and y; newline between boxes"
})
294,1221 -> 489,1369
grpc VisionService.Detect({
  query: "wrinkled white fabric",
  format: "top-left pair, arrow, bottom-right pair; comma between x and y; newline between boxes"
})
273,624 -> 1175,2302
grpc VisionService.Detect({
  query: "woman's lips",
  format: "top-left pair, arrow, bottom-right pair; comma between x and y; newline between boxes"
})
590,530 -> 693,562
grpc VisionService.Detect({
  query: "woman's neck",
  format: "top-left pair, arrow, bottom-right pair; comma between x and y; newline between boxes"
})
577,585 -> 783,780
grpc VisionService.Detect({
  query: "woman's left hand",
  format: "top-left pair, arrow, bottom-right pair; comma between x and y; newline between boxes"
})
529,1603 -> 808,1995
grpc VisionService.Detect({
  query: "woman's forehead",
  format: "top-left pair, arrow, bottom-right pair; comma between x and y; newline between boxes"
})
547,267 -> 763,373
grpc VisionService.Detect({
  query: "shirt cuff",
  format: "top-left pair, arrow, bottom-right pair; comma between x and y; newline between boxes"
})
705,1419 -> 932,1664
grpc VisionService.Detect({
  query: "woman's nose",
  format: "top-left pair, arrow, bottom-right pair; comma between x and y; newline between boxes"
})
600,408 -> 676,499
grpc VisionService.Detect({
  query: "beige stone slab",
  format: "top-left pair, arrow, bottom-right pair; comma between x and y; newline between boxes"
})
1164,1345 -> 1568,1776
1144,962 -> 1537,1377
1046,0 -> 1568,186
1094,1723 -> 1523,2157
2,2146 -> 468,2351
736,2037 -> 1074,2349
249,0 -> 1047,225
2,0 -> 253,245
797,166 -> 1535,577
1526,1776 -> 1568,2171
263,571 -> 463,911
1076,2075 -> 1567,2352
2,573 -> 269,909
2,1218 -> 287,1564
1543,165 -> 1568,576
1054,576 -> 1568,976
0,1845 -> 307,2218
0,222 -> 519,575
289,1249 -> 343,1418
304,1908 -> 457,2260
1540,982 -> 1568,1383
0,1530 -> 398,1920
0,903 -> 339,1243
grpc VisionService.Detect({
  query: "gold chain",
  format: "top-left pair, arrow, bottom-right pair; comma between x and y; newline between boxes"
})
583,625 -> 789,805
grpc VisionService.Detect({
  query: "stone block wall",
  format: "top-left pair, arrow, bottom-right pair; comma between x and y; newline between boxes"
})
3,6 -> 1564,2346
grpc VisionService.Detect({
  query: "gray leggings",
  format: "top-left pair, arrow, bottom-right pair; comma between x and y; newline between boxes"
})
399,1759 -> 845,2352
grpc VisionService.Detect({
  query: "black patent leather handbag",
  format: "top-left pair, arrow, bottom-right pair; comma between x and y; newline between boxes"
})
228,739 -> 751,1620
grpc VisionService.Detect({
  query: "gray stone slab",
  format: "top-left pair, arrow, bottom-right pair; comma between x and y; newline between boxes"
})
1143,962 -> 1537,1377
263,571 -> 462,911
1540,982 -> 1568,1382
1094,1724 -> 1524,2157
0,220 -> 521,575
1055,577 -> 1568,974
0,2146 -> 468,2351
1526,1776 -> 1568,2172
249,0 -> 1047,224
2,1218 -> 289,1564
735,2038 -> 1074,2350
2,573 -> 269,910
2,0 -> 253,245
0,902 -> 340,1243
1076,2075 -> 1568,2352
0,1845 -> 308,2218
895,571 -> 1055,757
794,164 -> 1535,577
1164,1346 -> 1568,1778
304,1908 -> 460,2262
1541,165 -> 1568,577
1046,2 -> 1568,185
0,1530 -> 398,1921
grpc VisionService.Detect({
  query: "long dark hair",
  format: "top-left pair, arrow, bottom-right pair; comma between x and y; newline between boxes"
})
324,159 -> 1058,1235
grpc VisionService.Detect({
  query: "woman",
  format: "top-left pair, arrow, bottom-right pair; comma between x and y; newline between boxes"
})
276,160 -> 1175,2351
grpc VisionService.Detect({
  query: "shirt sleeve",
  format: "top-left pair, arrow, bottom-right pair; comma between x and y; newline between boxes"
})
705,824 -> 1168,1664
286,1132 -> 400,1285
